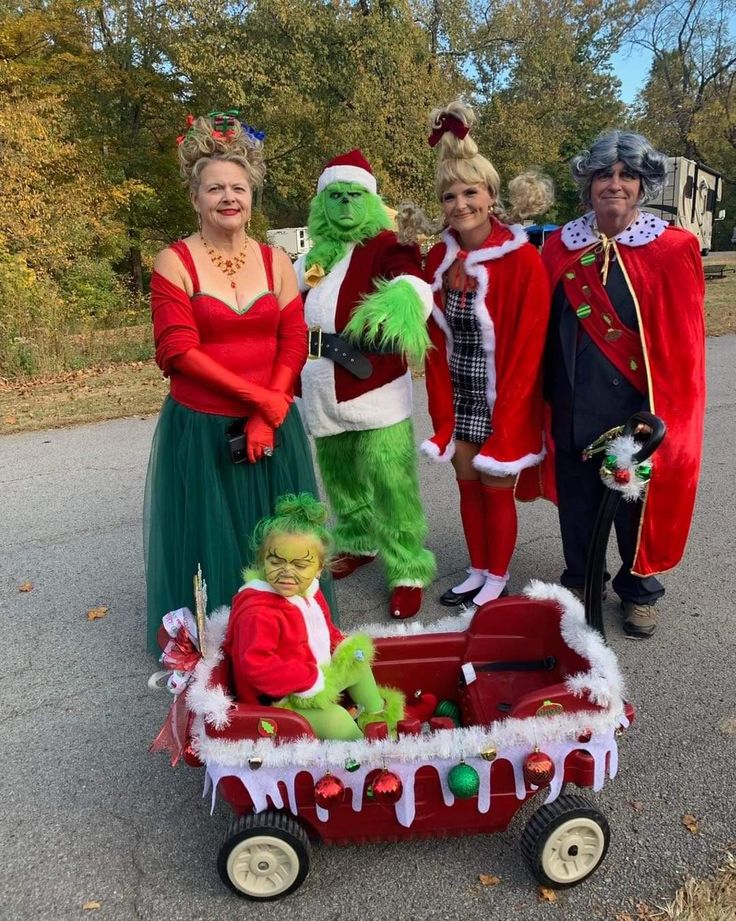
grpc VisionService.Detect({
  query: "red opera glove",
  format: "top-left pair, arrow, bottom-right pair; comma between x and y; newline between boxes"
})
172,348 -> 292,427
269,363 -> 300,398
246,413 -> 275,464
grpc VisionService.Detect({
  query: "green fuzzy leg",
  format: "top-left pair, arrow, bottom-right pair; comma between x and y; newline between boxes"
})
279,634 -> 375,711
343,278 -> 432,367
356,685 -> 405,734
317,422 -> 436,587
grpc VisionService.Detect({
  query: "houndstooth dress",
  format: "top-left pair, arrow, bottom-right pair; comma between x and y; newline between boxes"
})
445,287 -> 491,444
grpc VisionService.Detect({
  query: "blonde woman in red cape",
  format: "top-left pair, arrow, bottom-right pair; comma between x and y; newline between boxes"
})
417,100 -> 553,607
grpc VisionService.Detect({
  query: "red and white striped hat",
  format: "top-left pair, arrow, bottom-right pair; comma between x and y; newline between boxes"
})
316,149 -> 377,194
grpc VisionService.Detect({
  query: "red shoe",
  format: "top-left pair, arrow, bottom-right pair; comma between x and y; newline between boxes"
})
389,586 -> 422,619
405,691 -> 437,722
332,553 -> 376,580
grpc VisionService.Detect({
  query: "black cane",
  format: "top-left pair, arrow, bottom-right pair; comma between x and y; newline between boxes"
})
584,411 -> 667,638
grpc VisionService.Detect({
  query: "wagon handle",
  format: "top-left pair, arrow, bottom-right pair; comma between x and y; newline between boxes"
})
583,411 -> 666,638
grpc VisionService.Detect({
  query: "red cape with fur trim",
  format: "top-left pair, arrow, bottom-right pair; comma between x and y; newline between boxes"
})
519,225 -> 706,576
422,222 -> 550,475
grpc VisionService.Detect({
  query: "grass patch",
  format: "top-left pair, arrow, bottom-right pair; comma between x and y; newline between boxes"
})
0,362 -> 167,434
703,252 -> 736,337
632,852 -> 736,920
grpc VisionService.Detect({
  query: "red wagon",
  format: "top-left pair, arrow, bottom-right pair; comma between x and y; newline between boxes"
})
154,414 -> 663,900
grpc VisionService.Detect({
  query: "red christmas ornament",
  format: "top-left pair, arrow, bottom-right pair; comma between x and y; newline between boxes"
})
523,750 -> 555,787
577,729 -> 593,743
368,769 -> 403,804
614,468 -> 631,484
314,773 -> 345,809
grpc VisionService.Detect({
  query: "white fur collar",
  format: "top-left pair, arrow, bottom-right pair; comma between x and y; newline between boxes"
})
431,225 -> 528,292
561,211 -> 668,251
241,578 -> 320,604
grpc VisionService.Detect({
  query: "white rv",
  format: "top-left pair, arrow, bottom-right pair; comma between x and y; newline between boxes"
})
644,157 -> 724,254
266,226 -> 311,260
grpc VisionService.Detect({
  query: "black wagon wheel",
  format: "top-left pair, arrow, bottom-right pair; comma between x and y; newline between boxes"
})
217,811 -> 311,901
521,794 -> 610,889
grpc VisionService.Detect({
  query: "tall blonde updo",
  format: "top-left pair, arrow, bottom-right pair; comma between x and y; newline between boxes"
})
430,100 -> 501,203
178,116 -> 266,195
430,100 -> 553,224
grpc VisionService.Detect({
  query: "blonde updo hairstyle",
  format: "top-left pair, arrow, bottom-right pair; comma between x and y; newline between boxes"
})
431,100 -> 501,204
178,116 -> 266,196
398,100 -> 553,244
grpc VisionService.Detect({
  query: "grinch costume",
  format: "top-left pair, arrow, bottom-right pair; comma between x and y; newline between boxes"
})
295,150 -> 436,619
225,578 -> 406,740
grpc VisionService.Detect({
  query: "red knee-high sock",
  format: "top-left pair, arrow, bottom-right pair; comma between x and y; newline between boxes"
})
458,478 -> 486,569
481,483 -> 517,577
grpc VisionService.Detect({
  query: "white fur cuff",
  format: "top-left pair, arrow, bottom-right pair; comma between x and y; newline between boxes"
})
421,438 -> 456,463
472,447 -> 545,476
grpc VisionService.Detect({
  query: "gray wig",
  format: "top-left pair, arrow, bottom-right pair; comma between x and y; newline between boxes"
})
571,130 -> 667,207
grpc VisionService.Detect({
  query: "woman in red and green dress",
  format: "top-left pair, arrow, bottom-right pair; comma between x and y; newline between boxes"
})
145,113 -> 324,654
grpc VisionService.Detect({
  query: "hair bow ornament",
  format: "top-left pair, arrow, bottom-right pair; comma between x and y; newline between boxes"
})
428,112 -> 470,148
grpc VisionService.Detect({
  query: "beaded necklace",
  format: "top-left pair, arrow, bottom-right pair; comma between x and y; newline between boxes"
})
199,233 -> 250,289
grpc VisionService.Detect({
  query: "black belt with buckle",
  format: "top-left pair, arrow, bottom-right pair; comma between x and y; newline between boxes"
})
308,327 -> 376,380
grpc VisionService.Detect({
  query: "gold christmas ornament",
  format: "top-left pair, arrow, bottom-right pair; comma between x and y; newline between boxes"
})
480,746 -> 497,762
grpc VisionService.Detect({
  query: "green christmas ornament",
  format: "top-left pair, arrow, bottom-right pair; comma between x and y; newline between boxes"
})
635,462 -> 652,481
435,699 -> 461,724
447,762 -> 480,799
603,454 -> 618,471
344,757 -> 361,773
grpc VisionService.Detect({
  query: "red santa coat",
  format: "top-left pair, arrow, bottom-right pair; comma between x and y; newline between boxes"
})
518,215 -> 706,576
422,222 -> 551,475
295,230 -> 433,437
224,579 -> 344,705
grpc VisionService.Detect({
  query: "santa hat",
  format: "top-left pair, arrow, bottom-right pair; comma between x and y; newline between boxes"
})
316,149 -> 377,195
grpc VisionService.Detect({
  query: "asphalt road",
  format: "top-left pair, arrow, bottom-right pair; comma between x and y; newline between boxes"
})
2,336 -> 735,921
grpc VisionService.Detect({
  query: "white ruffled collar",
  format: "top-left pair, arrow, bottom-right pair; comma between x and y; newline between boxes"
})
560,211 -> 668,251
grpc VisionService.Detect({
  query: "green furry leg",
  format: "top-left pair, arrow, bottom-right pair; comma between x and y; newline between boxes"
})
363,420 -> 437,588
356,685 -> 405,734
318,423 -> 435,587
316,432 -> 378,556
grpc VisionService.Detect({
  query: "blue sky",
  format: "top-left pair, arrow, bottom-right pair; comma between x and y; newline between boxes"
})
611,46 -> 654,105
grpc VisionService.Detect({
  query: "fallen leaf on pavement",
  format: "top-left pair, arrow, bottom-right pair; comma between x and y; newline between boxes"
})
479,874 -> 501,886
86,606 -> 109,621
635,902 -> 654,918
18,581 -> 33,592
629,800 -> 645,813
82,901 -> 102,911
716,715 -> 736,736
615,914 -> 634,921
538,886 -> 558,902
682,813 -> 699,835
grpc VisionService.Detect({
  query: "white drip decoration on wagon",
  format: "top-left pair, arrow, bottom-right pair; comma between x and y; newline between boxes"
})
185,582 -> 628,829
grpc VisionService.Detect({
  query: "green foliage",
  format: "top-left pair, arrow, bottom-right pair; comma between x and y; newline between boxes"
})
4,0 -> 728,377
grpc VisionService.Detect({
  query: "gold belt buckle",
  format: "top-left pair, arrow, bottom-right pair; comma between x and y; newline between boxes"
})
308,326 -> 322,360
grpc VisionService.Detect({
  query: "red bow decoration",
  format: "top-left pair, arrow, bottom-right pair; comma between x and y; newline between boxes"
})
428,113 -> 470,147
149,608 -> 202,766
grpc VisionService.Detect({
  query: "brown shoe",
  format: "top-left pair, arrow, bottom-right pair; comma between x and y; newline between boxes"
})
621,602 -> 657,638
568,586 -> 608,603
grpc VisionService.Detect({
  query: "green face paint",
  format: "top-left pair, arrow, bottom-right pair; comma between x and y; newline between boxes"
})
322,182 -> 372,233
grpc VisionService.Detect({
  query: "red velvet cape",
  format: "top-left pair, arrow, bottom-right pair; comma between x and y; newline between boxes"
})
521,226 -> 706,576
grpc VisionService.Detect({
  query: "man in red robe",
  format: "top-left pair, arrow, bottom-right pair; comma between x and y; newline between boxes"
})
522,131 -> 706,638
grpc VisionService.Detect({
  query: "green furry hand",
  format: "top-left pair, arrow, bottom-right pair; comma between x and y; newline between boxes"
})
343,279 -> 432,366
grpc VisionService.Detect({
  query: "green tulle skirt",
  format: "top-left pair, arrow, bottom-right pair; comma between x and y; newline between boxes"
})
144,397 -> 335,653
